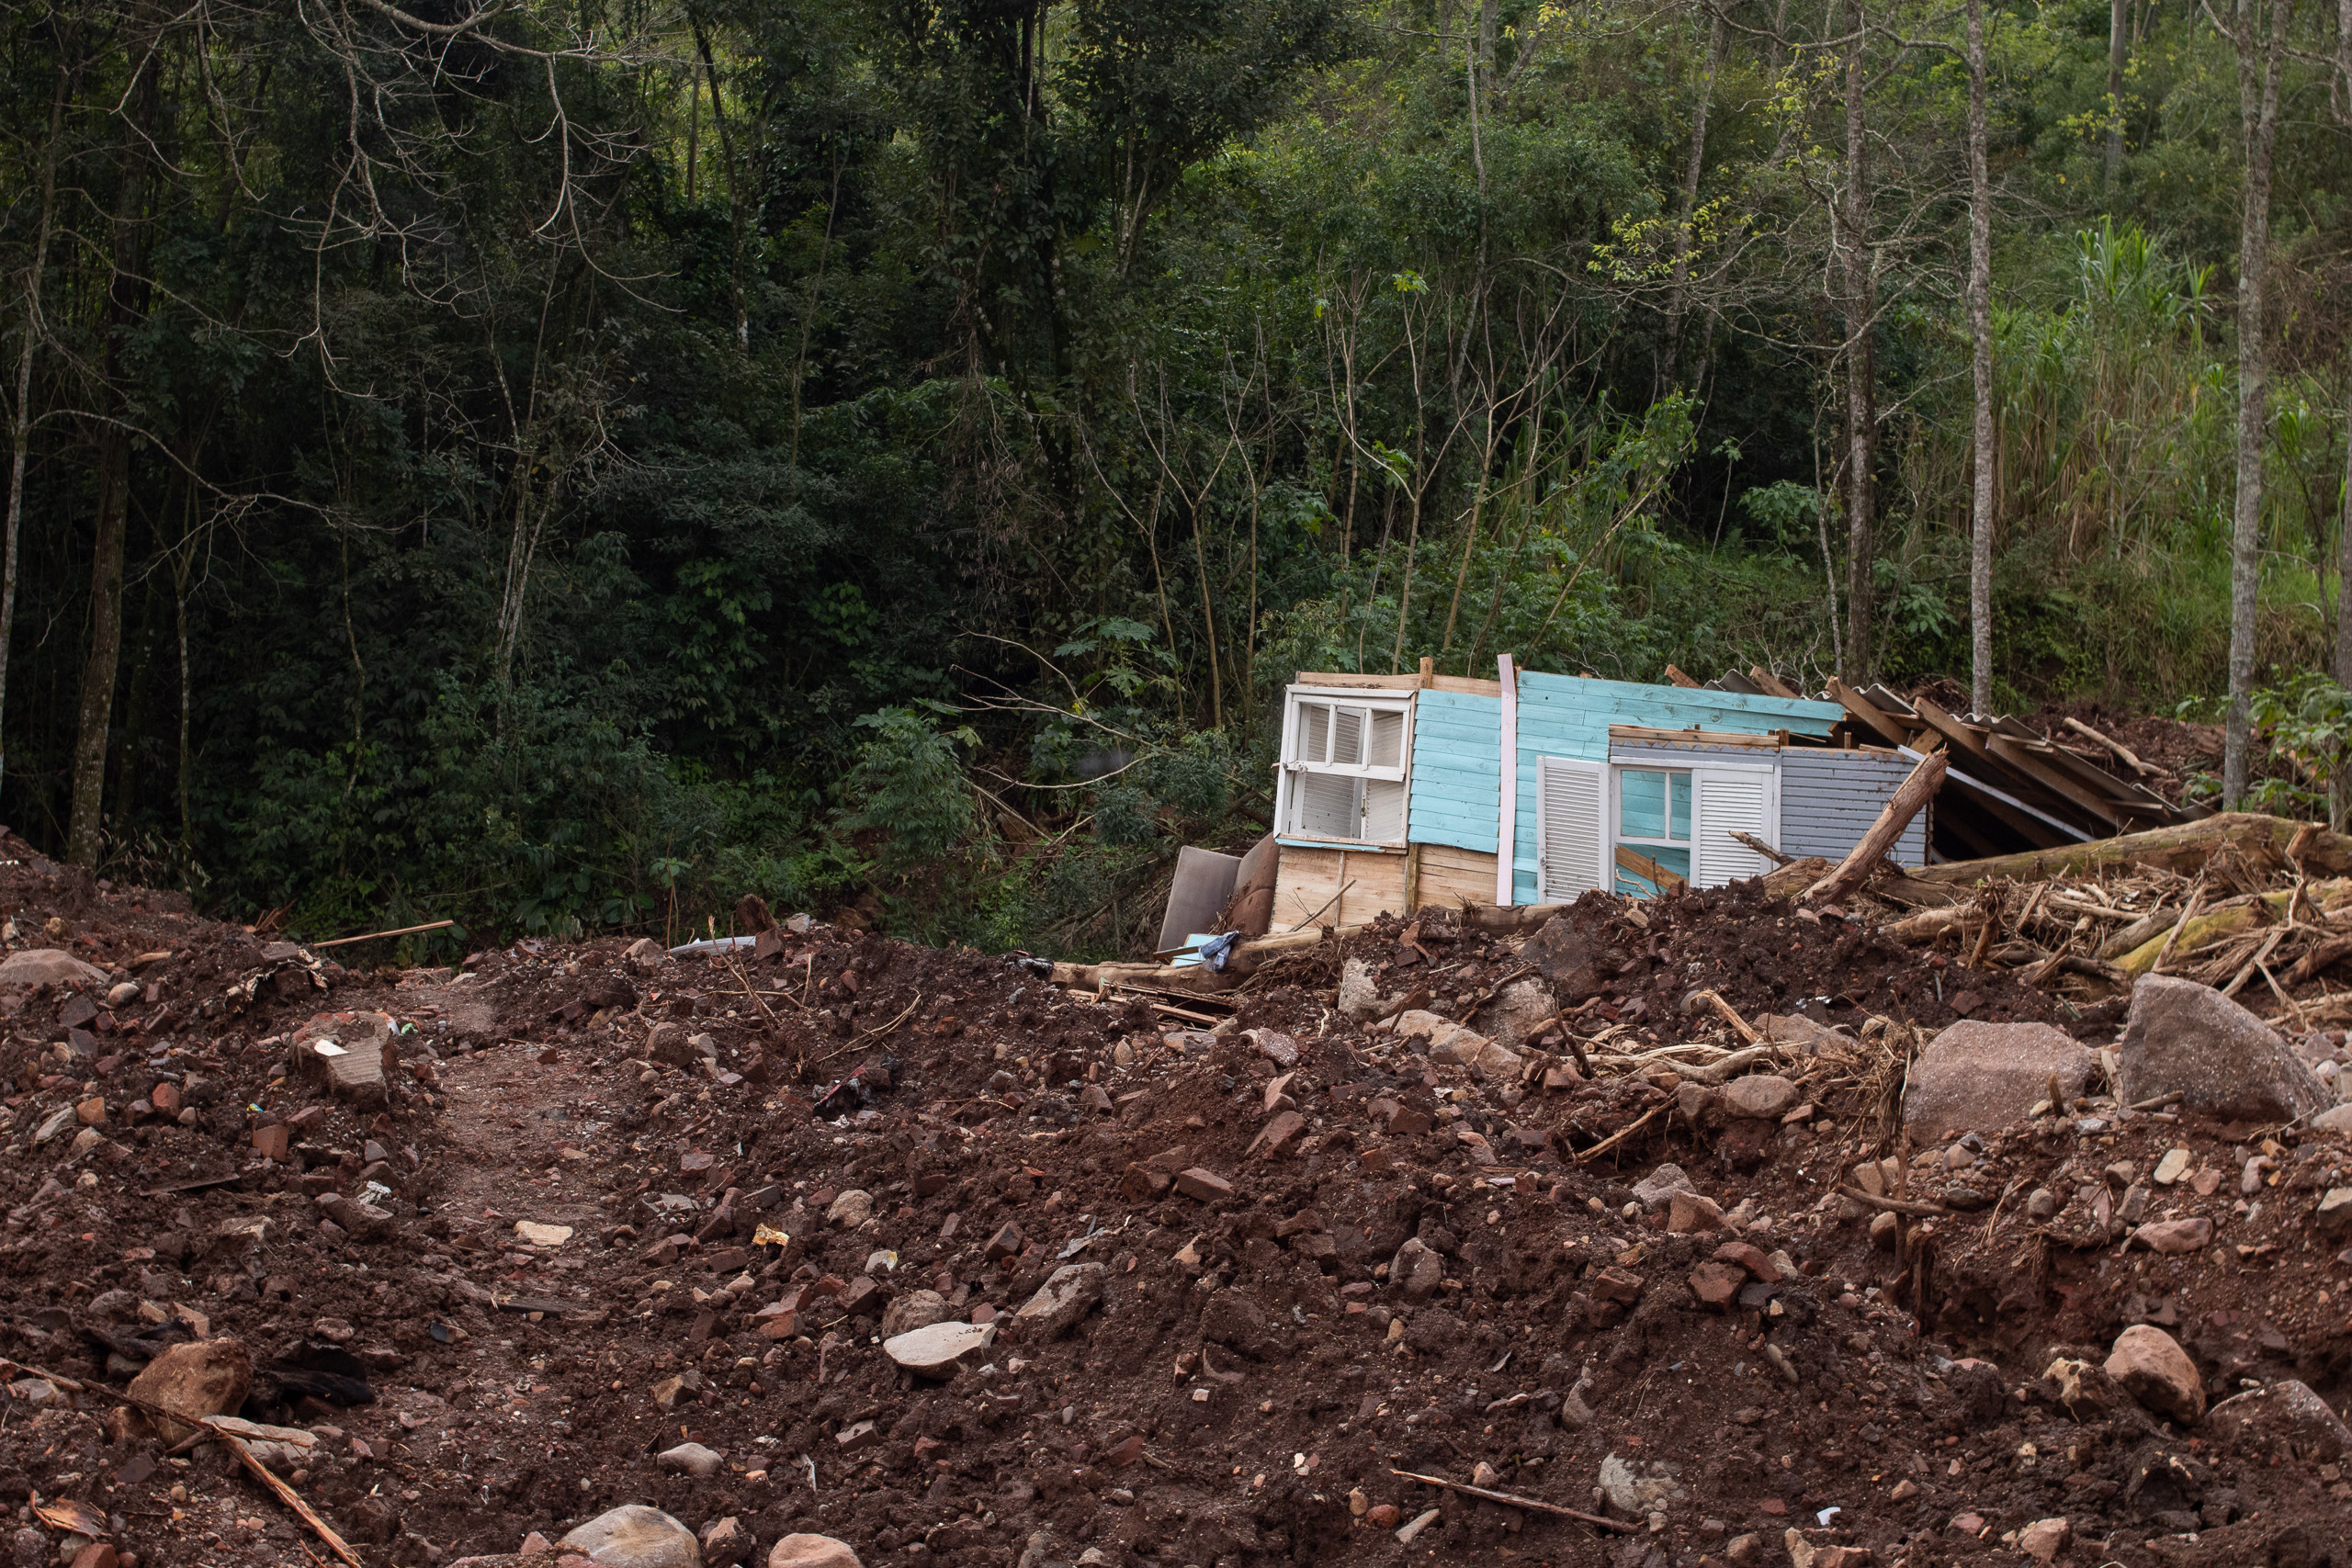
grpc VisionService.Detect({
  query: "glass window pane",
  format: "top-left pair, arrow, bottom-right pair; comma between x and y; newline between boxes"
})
1613,844 -> 1690,897
1669,773 -> 1691,840
1619,770 -> 1668,840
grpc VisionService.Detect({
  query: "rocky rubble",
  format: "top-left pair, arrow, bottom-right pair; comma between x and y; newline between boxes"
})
0,845 -> 2346,1568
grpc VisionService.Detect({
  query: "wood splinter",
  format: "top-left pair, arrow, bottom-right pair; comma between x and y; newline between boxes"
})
1388,1469 -> 1639,1531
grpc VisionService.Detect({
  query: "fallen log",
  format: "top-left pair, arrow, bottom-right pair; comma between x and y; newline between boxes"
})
1911,813 -> 2351,886
1805,748 -> 1949,905
2109,878 -> 2352,977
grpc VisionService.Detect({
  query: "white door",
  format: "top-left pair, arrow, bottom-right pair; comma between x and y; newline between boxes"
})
1690,763 -> 1781,887
1535,756 -> 1608,902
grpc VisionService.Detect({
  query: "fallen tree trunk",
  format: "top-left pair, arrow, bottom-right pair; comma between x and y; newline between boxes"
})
1805,749 -> 1948,904
2108,878 -> 2352,977
1910,812 -> 2351,886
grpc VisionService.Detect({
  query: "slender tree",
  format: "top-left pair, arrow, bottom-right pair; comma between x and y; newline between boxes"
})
1967,0 -> 1996,714
1838,0 -> 1878,682
2219,0 -> 2294,807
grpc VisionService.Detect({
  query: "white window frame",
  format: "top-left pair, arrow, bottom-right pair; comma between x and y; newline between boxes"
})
1605,756 -> 1781,894
1274,687 -> 1414,847
1609,765 -> 1694,893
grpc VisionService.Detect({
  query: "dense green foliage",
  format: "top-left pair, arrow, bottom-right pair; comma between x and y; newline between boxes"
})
2,0 -> 2347,956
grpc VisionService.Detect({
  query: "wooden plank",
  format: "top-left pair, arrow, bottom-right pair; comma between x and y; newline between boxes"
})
1609,725 -> 1783,750
1340,850 -> 1409,925
1663,663 -> 1702,687
1987,734 -> 2123,829
1909,697 -> 2080,818
1614,844 -> 1688,889
1747,666 -> 1802,699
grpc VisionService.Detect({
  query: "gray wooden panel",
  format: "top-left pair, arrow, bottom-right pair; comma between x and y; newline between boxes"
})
1779,751 -> 1928,864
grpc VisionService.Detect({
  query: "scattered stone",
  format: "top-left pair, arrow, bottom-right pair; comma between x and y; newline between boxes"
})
1388,1238 -> 1444,1303
2116,976 -> 2333,1122
2152,1147 -> 2192,1186
699,1517 -> 752,1567
2016,1518 -> 2070,1564
560,1506 -> 701,1568
2319,1189 -> 2352,1236
1247,1029 -> 1299,1068
1668,1190 -> 1725,1233
515,1222 -> 573,1247
1632,1164 -> 1697,1210
766,1538 -> 860,1568
126,1337 -> 253,1442
1720,1075 -> 1798,1120
2104,1324 -> 2204,1424
878,1290 -> 949,1337
1904,1021 -> 2098,1139
1010,1264 -> 1105,1339
2204,1378 -> 2352,1461
883,1320 -> 996,1379
1248,1111 -> 1306,1159
1366,1505 -> 1400,1529
2131,1217 -> 2213,1254
1338,959 -> 1402,1022
1174,1168 -> 1234,1203
824,1190 -> 873,1228
2024,1188 -> 2059,1221
1687,1261 -> 1744,1308
657,1442 -> 724,1479
2312,1104 -> 2352,1134
1393,1010 -> 1521,1077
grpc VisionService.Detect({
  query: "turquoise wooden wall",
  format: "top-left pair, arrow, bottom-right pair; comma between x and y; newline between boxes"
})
1508,673 -> 1840,902
1408,690 -> 1503,853
1404,675 -> 1845,892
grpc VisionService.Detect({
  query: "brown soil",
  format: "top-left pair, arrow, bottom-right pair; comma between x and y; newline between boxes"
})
2,845 -> 2347,1568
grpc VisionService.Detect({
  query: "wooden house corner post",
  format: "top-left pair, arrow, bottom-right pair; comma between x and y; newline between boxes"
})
1496,654 -> 1519,907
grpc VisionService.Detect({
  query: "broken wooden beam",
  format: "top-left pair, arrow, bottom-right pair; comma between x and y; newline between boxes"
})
1804,748 -> 1948,905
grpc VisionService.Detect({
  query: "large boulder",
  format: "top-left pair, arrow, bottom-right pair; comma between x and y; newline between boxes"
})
1904,1021 -> 2098,1139
0,949 -> 108,988
2204,1379 -> 2352,1461
2116,976 -> 2333,1122
1523,913 -> 1605,1000
125,1338 -> 253,1443
2104,1324 -> 2204,1424
560,1506 -> 701,1568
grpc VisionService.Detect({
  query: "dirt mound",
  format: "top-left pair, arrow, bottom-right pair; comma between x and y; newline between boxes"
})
2,850 -> 2348,1568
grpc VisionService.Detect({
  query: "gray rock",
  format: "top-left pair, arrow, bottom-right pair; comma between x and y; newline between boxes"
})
1388,1236 -> 1444,1303
1721,1075 -> 1798,1120
2320,1188 -> 2352,1235
2204,1378 -> 2352,1461
1905,1021 -> 2098,1139
560,1505 -> 703,1568
2116,976 -> 2332,1123
1523,914 -> 1603,998
882,1320 -> 995,1379
1338,959 -> 1400,1022
0,948 -> 108,988
877,1289 -> 949,1337
823,1190 -> 873,1229
1011,1263 -> 1105,1339
1471,978 -> 1560,1049
9,1528 -> 44,1568
1631,1164 -> 1697,1211
658,1442 -> 724,1479
2312,1104 -> 2352,1134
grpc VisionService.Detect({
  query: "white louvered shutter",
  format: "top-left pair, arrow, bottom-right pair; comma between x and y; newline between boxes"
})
1292,773 -> 1361,838
1361,779 -> 1407,842
1691,764 -> 1780,887
1535,757 -> 1607,901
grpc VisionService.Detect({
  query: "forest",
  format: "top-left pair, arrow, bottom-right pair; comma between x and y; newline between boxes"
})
0,0 -> 2347,959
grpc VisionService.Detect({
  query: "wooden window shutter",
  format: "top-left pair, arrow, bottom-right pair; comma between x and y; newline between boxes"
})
1691,764 -> 1780,887
1535,757 -> 1607,902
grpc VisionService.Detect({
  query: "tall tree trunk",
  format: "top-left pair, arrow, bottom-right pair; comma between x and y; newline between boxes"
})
2106,0 -> 2129,184
69,429 -> 131,865
1967,0 -> 1997,715
1,44 -> 72,807
2222,0 -> 2292,807
1838,0 -> 1876,683
2332,0 -> 2351,829
1662,0 -> 1727,392
69,39 -> 160,868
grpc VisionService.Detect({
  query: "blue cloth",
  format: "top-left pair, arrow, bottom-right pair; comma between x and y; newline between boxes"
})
1197,931 -> 1243,972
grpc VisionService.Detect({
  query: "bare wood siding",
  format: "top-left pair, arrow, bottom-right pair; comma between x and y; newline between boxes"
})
1414,842 -> 1498,911
1272,846 -> 1410,931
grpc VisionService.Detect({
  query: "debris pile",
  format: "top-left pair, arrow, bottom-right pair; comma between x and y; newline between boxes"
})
2,825 -> 2349,1568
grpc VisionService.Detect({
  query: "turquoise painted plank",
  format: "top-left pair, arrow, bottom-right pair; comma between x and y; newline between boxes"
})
1519,671 -> 1841,727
